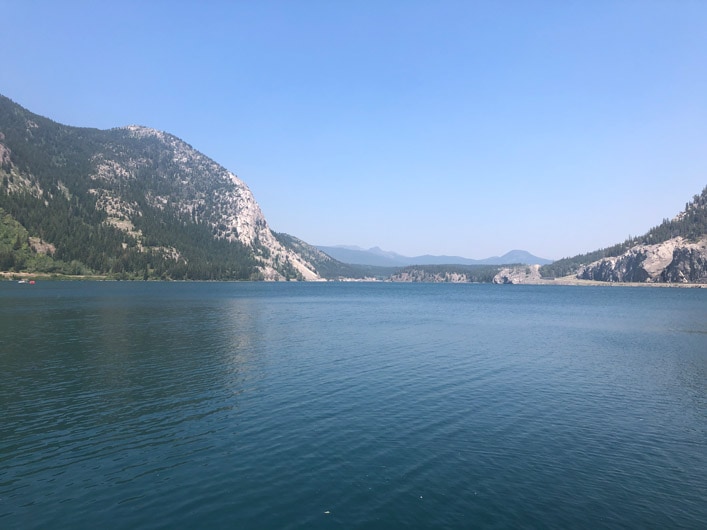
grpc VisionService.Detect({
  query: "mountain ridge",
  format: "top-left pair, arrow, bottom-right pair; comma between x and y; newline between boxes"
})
315,245 -> 552,267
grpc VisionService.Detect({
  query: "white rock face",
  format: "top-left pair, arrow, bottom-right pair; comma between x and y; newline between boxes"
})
492,265 -> 542,284
577,236 -> 707,283
640,238 -> 684,277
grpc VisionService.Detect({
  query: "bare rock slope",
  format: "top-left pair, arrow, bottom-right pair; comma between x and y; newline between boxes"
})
577,236 -> 707,284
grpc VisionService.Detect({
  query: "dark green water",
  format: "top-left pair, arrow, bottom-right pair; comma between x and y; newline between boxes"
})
1,281 -> 706,529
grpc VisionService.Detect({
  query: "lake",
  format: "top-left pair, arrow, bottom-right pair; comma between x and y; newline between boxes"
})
1,281 -> 706,529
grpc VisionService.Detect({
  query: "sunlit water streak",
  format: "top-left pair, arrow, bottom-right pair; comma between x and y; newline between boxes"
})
1,282 -> 705,528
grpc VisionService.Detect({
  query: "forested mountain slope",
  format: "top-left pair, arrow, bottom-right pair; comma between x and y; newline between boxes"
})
0,95 -> 323,280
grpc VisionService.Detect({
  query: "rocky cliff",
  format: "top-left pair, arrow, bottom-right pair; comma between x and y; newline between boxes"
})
577,236 -> 707,284
492,265 -> 542,284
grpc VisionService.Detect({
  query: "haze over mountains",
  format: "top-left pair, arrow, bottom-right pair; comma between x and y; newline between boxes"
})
316,245 -> 552,267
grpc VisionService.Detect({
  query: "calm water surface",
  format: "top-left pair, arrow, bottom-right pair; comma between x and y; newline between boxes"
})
1,282 -> 706,529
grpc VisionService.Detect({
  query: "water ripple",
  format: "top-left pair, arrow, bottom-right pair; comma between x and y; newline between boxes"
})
1,282 -> 706,528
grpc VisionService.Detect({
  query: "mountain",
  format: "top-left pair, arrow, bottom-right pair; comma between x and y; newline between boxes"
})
314,245 -> 409,267
485,250 -> 553,266
316,245 -> 552,267
0,94 -> 324,280
272,232 -> 395,280
540,186 -> 707,283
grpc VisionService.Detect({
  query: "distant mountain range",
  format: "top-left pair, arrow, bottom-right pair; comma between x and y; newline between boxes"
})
316,245 -> 553,267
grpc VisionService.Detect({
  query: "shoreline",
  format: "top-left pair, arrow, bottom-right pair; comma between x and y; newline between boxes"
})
527,275 -> 705,288
0,271 -> 109,281
1,270 -> 704,287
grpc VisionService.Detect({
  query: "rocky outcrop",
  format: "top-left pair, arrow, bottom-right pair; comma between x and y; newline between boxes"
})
386,265 -> 501,283
390,270 -> 474,283
492,264 -> 542,284
660,243 -> 707,283
577,237 -> 707,283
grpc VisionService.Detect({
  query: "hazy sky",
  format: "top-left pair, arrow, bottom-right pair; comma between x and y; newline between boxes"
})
3,1 -> 706,259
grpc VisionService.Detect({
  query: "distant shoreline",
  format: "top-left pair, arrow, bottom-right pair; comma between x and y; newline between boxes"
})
1,270 -> 705,287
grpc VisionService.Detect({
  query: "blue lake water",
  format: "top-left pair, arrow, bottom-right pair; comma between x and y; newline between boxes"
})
1,281 -> 706,529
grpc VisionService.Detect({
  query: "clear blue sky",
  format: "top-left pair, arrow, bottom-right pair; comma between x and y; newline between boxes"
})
3,1 -> 706,260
